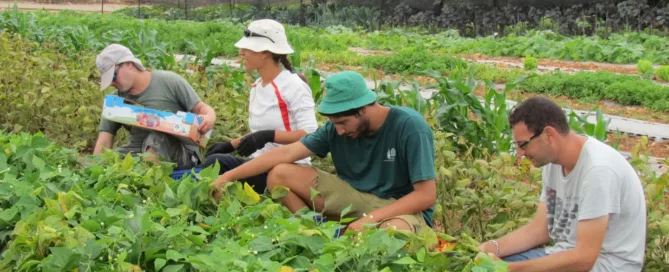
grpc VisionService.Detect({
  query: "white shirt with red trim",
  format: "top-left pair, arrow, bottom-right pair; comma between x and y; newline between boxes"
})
248,70 -> 318,165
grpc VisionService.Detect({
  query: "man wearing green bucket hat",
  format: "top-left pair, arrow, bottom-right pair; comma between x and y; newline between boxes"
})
211,71 -> 436,233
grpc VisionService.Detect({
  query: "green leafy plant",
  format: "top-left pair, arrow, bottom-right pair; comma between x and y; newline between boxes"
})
362,48 -> 468,76
523,56 -> 538,70
0,131 -> 508,272
566,106 -> 611,142
654,65 -> 669,82
427,66 -> 526,157
628,137 -> 669,269
375,78 -> 431,118
2,11 -> 669,271
519,71 -> 669,112
637,59 -> 654,78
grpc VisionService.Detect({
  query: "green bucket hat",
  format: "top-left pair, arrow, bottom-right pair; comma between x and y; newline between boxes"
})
318,71 -> 377,114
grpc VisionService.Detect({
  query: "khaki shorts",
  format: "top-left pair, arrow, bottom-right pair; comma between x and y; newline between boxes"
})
314,170 -> 428,233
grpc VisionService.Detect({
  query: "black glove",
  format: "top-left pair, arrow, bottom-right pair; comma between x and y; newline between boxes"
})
237,130 -> 275,157
206,141 -> 235,155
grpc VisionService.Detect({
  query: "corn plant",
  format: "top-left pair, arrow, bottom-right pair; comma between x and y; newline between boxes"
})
374,79 -> 430,117
186,40 -> 221,69
566,106 -> 611,142
427,66 -> 525,158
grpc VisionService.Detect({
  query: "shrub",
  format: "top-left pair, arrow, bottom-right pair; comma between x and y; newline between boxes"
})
655,65 -> 669,82
519,71 -> 669,111
523,56 -> 538,70
637,59 -> 654,78
362,48 -> 468,75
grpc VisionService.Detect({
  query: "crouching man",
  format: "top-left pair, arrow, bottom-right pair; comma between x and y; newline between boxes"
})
93,44 -> 216,169
211,71 -> 437,233
479,96 -> 646,272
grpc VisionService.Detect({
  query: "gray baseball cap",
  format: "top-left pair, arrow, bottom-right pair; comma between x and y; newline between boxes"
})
95,44 -> 146,91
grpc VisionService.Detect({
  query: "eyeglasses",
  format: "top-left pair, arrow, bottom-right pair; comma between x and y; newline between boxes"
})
244,28 -> 275,43
516,129 -> 543,150
112,64 -> 123,82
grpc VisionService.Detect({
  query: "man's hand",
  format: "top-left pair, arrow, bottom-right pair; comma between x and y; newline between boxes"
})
93,132 -> 114,155
345,214 -> 379,233
479,241 -> 495,254
505,215 -> 609,272
206,141 -> 235,155
198,114 -> 215,134
237,130 -> 275,157
210,172 -> 233,202
475,252 -> 502,263
478,242 -> 502,261
191,101 -> 216,134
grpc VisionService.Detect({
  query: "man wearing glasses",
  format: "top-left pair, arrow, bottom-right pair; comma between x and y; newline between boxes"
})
93,44 -> 216,170
479,96 -> 646,272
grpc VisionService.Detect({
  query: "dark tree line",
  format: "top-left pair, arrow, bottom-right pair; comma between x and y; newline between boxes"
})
128,0 -> 669,36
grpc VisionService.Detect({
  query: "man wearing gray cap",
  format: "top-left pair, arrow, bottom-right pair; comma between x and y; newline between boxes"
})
93,44 -> 216,169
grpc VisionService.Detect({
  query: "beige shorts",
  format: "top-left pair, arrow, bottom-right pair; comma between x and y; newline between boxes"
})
314,169 -> 428,233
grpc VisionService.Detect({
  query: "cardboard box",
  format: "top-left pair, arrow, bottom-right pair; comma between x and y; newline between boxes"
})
101,95 -> 212,148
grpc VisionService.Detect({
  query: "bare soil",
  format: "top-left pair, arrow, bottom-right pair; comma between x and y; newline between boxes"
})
459,53 -> 641,75
0,1 -> 132,12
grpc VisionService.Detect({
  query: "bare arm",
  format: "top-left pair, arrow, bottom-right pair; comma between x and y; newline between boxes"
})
191,101 -> 216,117
213,141 -> 314,185
230,130 -> 308,148
93,132 -> 114,155
508,215 -> 609,272
274,130 -> 308,144
369,179 -> 436,221
481,202 -> 551,257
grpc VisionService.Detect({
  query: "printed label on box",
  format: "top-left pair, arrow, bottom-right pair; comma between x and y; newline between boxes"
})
101,95 -> 213,148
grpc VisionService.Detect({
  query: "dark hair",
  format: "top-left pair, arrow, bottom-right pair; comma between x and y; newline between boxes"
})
321,101 -> 377,118
272,54 -> 308,83
508,96 -> 570,135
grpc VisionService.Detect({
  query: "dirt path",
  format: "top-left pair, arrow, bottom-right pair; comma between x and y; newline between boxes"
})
458,53 -> 642,75
349,47 -> 669,85
0,1 -> 135,13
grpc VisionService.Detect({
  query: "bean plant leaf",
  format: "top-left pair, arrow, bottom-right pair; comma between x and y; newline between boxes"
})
340,204 -> 352,219
154,258 -> 167,271
32,155 -> 45,171
163,264 -> 185,272
309,187 -> 320,202
270,185 -> 290,199
393,256 -> 418,265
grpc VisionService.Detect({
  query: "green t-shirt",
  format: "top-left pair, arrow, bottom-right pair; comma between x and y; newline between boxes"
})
99,70 -> 202,151
300,106 -> 436,227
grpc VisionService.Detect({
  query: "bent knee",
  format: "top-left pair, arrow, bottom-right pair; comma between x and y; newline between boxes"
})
267,163 -> 316,188
267,163 -> 295,187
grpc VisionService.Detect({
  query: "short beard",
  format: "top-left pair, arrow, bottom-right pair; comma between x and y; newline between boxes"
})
358,115 -> 371,136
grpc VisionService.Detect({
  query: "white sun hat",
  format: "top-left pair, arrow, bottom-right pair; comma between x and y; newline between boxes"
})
96,44 -> 146,91
234,19 -> 294,55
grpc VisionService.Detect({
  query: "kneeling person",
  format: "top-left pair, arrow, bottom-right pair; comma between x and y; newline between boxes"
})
212,71 -> 437,233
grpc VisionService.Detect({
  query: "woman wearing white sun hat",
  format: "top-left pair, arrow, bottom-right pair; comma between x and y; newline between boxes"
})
202,19 -> 318,194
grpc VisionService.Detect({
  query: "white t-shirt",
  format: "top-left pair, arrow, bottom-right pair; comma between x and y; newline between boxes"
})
541,137 -> 646,272
248,70 -> 318,165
